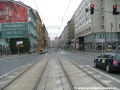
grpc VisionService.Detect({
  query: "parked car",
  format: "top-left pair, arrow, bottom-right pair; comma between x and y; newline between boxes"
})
94,52 -> 120,73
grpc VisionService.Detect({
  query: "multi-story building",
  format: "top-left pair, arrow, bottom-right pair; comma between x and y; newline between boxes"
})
61,26 -> 68,49
66,18 -> 75,49
54,36 -> 59,48
42,24 -> 50,49
74,0 -> 120,51
0,0 -> 37,54
34,10 -> 45,52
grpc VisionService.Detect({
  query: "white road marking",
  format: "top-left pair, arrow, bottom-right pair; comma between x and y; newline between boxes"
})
0,61 -> 32,79
0,57 -> 41,79
0,59 -> 3,61
93,75 -> 102,78
101,80 -> 112,84
0,68 -> 19,79
59,51 -> 67,54
78,65 -> 94,67
87,71 -> 94,74
88,66 -> 120,83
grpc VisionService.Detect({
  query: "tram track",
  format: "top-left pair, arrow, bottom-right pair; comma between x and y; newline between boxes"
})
35,55 -> 72,90
33,57 -> 50,90
58,58 -> 74,90
1,55 -> 49,90
58,55 -> 119,90
1,53 -> 117,90
0,56 -> 43,90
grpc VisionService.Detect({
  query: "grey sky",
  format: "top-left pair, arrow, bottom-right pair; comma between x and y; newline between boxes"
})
17,0 -> 82,40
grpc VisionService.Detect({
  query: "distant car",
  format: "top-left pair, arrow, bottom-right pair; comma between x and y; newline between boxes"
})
106,45 -> 112,52
44,49 -> 48,53
106,48 -> 112,52
94,52 -> 120,73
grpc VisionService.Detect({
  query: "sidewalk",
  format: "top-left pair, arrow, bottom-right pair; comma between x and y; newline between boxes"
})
0,52 -> 38,58
68,50 -> 102,57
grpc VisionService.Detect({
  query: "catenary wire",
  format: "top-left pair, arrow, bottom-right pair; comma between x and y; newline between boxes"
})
32,0 -> 44,23
59,0 -> 72,34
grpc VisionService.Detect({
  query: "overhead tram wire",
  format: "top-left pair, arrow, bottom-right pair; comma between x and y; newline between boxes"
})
60,0 -> 72,31
32,0 -> 44,23
33,0 -> 72,27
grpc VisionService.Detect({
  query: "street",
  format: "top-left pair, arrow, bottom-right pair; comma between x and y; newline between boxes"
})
0,48 -> 120,89
0,54 -> 43,78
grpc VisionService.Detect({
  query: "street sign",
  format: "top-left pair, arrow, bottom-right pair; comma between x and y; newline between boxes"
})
1,23 -> 28,38
16,41 -> 23,45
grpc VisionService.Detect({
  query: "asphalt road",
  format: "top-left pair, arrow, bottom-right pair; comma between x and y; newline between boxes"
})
0,49 -> 120,88
0,53 -> 43,77
58,50 -> 120,87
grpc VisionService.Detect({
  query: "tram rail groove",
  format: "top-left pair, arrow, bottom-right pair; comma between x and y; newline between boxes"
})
63,56 -> 117,88
58,58 -> 75,90
0,56 -> 43,90
57,59 -> 65,90
33,58 -> 49,90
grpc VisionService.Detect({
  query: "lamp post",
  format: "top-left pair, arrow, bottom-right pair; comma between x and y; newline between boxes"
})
111,22 -> 113,47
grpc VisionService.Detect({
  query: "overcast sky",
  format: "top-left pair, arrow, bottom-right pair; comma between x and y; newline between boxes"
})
17,0 -> 82,40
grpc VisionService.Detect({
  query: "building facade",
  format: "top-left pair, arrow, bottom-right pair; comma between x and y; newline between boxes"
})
35,10 -> 45,52
42,24 -> 50,49
74,0 -> 120,51
0,0 -> 37,53
66,18 -> 75,49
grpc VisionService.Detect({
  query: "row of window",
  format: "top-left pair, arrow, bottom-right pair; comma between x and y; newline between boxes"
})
75,18 -> 91,31
84,33 -> 119,43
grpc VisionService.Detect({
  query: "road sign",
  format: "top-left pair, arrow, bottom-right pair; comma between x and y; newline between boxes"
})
16,41 -> 23,45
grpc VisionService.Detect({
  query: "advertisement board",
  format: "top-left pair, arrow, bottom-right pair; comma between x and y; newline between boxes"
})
0,1 -> 28,23
1,23 -> 29,38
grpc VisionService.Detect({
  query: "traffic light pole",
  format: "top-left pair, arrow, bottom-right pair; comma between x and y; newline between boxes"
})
86,8 -> 119,14
94,10 -> 113,13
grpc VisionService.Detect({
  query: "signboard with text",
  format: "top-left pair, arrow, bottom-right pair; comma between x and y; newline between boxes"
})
1,23 -> 28,38
0,1 -> 28,23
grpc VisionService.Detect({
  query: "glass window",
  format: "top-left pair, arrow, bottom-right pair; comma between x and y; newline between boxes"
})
100,33 -> 102,39
100,54 -> 103,58
108,55 -> 114,59
102,25 -> 104,29
102,54 -> 109,58
116,53 -> 120,60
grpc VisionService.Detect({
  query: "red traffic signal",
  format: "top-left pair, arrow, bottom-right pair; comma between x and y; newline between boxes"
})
90,4 -> 94,14
90,4 -> 94,8
113,5 -> 117,9
113,5 -> 119,15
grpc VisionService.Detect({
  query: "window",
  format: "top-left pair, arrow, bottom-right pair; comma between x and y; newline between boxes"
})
116,53 -> 120,60
102,25 -> 104,29
108,55 -> 114,59
100,54 -> 103,58
102,54 -> 109,58
100,33 -> 102,39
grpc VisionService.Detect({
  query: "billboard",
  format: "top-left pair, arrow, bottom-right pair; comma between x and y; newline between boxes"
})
1,23 -> 29,38
0,1 -> 28,23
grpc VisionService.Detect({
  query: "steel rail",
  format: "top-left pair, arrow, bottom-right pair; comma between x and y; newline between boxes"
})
57,60 -> 65,90
64,56 -> 113,88
33,57 -> 50,90
58,58 -> 75,90
1,56 -> 43,90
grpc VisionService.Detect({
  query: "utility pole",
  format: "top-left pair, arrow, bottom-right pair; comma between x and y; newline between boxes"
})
111,22 -> 113,45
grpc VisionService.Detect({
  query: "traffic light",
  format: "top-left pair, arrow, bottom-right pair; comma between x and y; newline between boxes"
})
85,8 -> 88,12
113,5 -> 119,15
90,4 -> 94,14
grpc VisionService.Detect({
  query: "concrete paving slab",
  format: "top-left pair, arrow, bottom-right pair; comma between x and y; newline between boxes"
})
3,55 -> 49,90
59,58 -> 105,89
37,58 -> 71,90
